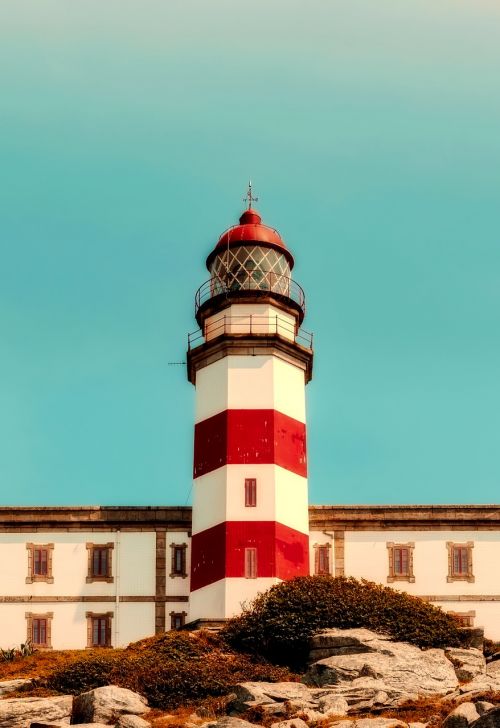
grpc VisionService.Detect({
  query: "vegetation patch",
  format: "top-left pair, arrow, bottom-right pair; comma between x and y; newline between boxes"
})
47,630 -> 295,709
221,575 -> 465,667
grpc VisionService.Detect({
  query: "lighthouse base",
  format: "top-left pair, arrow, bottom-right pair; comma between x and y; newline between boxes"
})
189,577 -> 280,622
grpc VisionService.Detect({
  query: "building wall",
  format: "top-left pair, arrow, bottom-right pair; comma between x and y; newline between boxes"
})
2,507 -> 500,648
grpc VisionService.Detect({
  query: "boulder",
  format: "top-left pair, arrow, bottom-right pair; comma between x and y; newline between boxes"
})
271,720 -> 308,728
0,680 -> 33,697
442,702 -> 480,728
116,717 -> 152,728
208,719 -> 260,728
487,661 -> 500,679
0,696 -> 72,728
330,720 -> 407,728
31,724 -> 108,728
316,694 -> 349,716
471,707 -> 500,728
446,649 -> 487,683
305,629 -> 458,699
476,704 -> 495,716
309,628 -> 382,663
232,682 -> 314,712
72,686 -> 149,725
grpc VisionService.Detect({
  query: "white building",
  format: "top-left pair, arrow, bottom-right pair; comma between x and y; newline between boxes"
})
1,198 -> 499,649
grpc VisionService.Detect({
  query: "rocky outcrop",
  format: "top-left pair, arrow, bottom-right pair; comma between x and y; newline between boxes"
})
232,682 -> 315,712
442,702 -> 480,728
0,695 -> 72,728
72,686 -> 149,725
305,629 -> 458,701
0,680 -> 33,697
446,648 -> 487,683
115,716 -> 152,728
470,707 -> 500,728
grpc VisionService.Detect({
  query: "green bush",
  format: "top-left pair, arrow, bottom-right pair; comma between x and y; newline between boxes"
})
47,631 -> 293,709
221,576 -> 465,667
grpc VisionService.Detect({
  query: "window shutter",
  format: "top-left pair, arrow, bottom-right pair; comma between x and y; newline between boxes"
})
314,545 -> 320,575
106,617 -> 112,647
245,547 -> 257,578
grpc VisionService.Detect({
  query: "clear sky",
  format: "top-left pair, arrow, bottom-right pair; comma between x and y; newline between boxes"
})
1,0 -> 499,507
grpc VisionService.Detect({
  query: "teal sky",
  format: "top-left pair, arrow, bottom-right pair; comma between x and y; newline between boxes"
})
1,0 -> 499,506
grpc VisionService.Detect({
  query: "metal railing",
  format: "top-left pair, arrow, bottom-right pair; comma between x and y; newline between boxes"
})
194,272 -> 306,316
187,314 -> 313,351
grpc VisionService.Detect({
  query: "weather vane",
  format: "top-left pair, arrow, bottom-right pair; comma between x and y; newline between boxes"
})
243,180 -> 258,209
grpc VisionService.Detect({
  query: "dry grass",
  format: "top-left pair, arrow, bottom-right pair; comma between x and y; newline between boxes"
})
0,648 -> 114,682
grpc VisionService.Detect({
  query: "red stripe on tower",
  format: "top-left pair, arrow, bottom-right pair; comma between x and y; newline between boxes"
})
193,409 -> 307,478
190,521 -> 309,591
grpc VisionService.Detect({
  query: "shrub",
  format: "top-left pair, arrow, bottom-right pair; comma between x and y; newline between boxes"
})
221,575 -> 465,667
47,631 -> 293,709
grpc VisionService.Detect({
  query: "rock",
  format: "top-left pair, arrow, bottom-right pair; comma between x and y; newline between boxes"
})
209,719 -> 260,728
72,686 -> 149,724
487,661 -> 500,679
305,629 -> 458,699
31,724 -> 108,728
476,703 -> 495,716
0,680 -> 34,697
446,649 -> 487,683
470,707 -> 500,728
313,679 -> 408,711
443,702 -> 480,728
408,723 -> 428,728
0,696 -> 72,728
271,719 -> 308,728
309,628 -> 384,662
317,694 -> 349,716
232,682 -> 314,712
330,720 -> 407,728
116,717 -> 152,728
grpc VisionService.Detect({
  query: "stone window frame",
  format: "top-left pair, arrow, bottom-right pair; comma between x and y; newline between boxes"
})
169,611 -> 188,630
26,543 -> 54,584
387,542 -> 415,583
313,542 -> 331,575
447,610 -> 476,628
86,611 -> 113,648
86,542 -> 114,583
446,541 -> 474,583
25,611 -> 53,649
169,543 -> 188,578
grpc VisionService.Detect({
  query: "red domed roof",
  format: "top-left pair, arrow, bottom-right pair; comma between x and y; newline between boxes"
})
206,207 -> 294,270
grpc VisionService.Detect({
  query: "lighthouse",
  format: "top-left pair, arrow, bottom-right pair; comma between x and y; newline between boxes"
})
187,186 -> 314,623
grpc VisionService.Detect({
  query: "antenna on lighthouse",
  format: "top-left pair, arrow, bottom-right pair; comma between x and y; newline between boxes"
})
243,180 -> 258,209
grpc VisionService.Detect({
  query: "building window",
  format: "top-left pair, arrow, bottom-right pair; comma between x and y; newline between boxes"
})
170,543 -> 188,578
169,611 -> 187,630
245,547 -> 257,579
25,612 -> 53,649
86,612 -> 113,648
26,543 -> 54,584
448,610 -> 475,628
387,542 -> 415,583
313,543 -> 331,575
245,478 -> 257,507
447,542 -> 474,582
86,543 -> 114,583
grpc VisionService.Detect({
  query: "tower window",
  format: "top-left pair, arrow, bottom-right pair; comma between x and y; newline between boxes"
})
170,543 -> 188,578
245,547 -> 257,579
245,478 -> 257,507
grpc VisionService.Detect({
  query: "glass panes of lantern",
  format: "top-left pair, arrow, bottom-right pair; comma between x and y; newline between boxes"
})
210,247 -> 291,297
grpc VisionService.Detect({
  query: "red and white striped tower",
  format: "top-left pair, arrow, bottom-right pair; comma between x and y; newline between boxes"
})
187,188 -> 314,622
